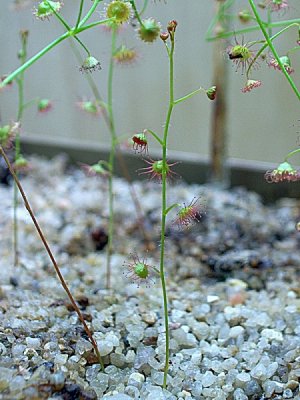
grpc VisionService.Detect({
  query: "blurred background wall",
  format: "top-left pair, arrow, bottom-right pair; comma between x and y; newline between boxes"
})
0,0 -> 299,166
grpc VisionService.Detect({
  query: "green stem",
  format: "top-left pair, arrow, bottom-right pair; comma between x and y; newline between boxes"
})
246,23 -> 299,78
160,35 -> 175,390
173,87 -> 204,105
0,18 -> 112,88
267,8 -> 272,37
205,0 -> 235,41
75,0 -> 85,29
106,25 -> 118,290
13,32 -> 28,267
46,0 -> 90,55
77,18 -> 113,32
164,203 -> 180,216
23,97 -> 40,110
285,148 -> 300,161
45,0 -> 71,31
248,0 -> 300,100
146,129 -> 163,146
73,36 -> 91,56
1,32 -> 69,86
129,0 -> 144,27
78,0 -> 102,28
140,0 -> 149,15
206,18 -> 300,41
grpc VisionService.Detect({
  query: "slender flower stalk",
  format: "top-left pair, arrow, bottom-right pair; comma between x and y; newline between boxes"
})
159,21 -> 177,389
106,24 -> 118,290
13,30 -> 29,267
0,145 -> 104,370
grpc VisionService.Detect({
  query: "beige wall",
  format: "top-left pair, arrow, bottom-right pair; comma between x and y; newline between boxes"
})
0,1 -> 299,164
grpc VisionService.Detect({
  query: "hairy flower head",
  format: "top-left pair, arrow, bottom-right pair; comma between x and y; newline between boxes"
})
268,56 -> 294,75
123,253 -> 156,287
132,132 -> 148,154
79,56 -> 101,73
241,79 -> 262,93
265,161 -> 300,183
138,18 -> 161,43
13,155 -> 30,173
106,0 -> 132,24
0,122 -> 20,149
138,158 -> 179,182
80,161 -> 110,177
173,197 -> 203,229
33,1 -> 63,20
265,0 -> 289,12
113,45 -> 138,65
227,41 -> 257,73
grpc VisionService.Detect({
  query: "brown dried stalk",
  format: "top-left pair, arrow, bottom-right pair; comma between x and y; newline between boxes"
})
0,145 -> 104,370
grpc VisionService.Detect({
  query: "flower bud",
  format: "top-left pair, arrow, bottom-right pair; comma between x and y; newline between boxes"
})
38,99 -> 52,113
77,100 -> 102,116
79,56 -> 101,73
238,9 -> 252,23
206,86 -> 217,101
160,32 -> 169,41
14,155 -> 30,172
167,20 -> 178,33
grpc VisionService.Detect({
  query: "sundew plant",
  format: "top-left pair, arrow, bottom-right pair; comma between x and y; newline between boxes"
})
124,20 -> 215,387
207,0 -> 300,194
0,0 -> 215,388
2,0 -> 299,393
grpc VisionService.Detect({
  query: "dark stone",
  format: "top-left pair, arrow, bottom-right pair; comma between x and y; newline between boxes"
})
79,389 -> 97,400
42,361 -> 55,372
61,383 -> 81,400
9,276 -> 18,287
90,228 -> 108,251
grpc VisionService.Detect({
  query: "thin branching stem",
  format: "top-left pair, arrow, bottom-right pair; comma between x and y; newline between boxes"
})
160,33 -> 175,390
285,148 -> 300,162
0,146 -> 104,370
0,17 -> 112,88
75,0 -> 85,30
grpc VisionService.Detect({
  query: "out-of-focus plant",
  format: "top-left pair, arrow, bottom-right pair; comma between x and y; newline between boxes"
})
207,0 -> 300,210
207,0 -> 299,97
77,0 -> 153,289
